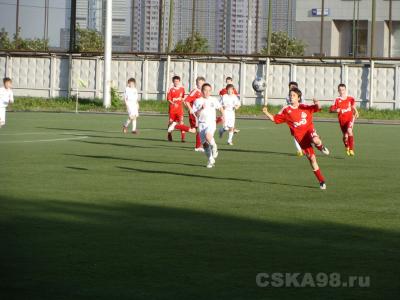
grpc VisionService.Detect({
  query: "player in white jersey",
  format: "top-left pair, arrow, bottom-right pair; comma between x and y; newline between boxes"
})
122,78 -> 139,134
286,81 -> 304,156
218,84 -> 241,145
0,77 -> 14,128
192,83 -> 224,168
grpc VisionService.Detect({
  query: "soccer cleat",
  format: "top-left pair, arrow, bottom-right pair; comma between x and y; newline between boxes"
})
321,146 -> 330,155
181,140 -> 186,143
346,147 -> 351,156
167,133 -> 173,142
132,131 -> 138,135
207,157 -> 216,168
219,127 -> 225,138
296,150 -> 303,157
349,150 -> 355,156
234,129 -> 240,134
319,182 -> 327,190
194,147 -> 204,152
227,141 -> 233,146
122,126 -> 128,134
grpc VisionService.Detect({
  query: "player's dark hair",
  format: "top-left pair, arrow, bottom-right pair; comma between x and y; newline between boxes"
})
127,78 -> 136,84
172,75 -> 181,81
226,84 -> 234,90
3,77 -> 12,84
226,76 -> 233,81
196,76 -> 206,83
290,87 -> 302,100
338,83 -> 346,89
289,81 -> 298,88
201,83 -> 212,92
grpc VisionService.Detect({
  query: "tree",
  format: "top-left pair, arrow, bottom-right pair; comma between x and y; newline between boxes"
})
173,31 -> 209,54
260,31 -> 306,56
0,28 -> 48,51
75,26 -> 104,52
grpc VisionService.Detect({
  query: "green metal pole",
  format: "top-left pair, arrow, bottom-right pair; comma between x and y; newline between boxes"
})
266,0 -> 272,55
167,0 -> 174,53
370,0 -> 376,58
352,0 -> 356,57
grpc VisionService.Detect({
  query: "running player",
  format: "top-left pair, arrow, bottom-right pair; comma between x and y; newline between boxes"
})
193,83 -> 224,168
166,76 -> 185,142
329,83 -> 359,156
262,88 -> 330,190
218,84 -> 241,145
122,78 -> 139,134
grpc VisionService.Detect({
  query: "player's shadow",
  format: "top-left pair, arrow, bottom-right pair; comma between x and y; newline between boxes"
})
117,166 -> 318,189
65,166 -> 89,171
74,140 -> 159,150
65,154 -> 203,168
37,126 -> 116,134
2,198 -> 399,299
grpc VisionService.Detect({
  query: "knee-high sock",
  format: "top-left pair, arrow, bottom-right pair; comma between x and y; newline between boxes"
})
195,132 -> 202,148
294,138 -> 302,152
228,131 -> 234,143
181,131 -> 186,141
348,135 -> 354,150
131,118 -> 137,131
124,118 -> 131,127
175,124 -> 191,132
343,136 -> 349,148
210,138 -> 218,155
313,168 -> 325,183
205,146 -> 212,160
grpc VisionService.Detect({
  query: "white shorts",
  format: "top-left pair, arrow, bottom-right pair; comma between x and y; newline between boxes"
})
0,107 -> 6,125
127,104 -> 139,118
198,122 -> 216,144
224,111 -> 235,128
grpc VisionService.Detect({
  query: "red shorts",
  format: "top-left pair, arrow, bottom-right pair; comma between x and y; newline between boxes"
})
296,128 -> 319,157
189,114 -> 197,128
339,117 -> 355,133
169,111 -> 183,123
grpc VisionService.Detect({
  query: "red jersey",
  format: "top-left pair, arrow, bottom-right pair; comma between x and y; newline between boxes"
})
185,88 -> 202,108
274,104 -> 320,140
167,86 -> 185,113
219,88 -> 239,96
330,96 -> 355,124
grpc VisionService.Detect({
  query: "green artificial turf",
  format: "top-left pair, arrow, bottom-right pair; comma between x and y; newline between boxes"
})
0,112 -> 399,300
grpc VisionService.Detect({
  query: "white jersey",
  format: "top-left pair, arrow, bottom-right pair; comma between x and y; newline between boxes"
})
124,87 -> 138,106
193,96 -> 222,125
0,87 -> 14,108
221,94 -> 240,112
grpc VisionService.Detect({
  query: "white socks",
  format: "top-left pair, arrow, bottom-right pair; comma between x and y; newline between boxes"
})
131,119 -> 137,131
168,122 -> 177,133
294,138 -> 302,152
228,132 -> 234,143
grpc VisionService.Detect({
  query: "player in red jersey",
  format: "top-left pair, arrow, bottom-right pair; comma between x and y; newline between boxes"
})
166,75 -> 185,142
175,76 -> 206,152
262,88 -> 330,190
219,77 -> 239,96
329,83 -> 359,156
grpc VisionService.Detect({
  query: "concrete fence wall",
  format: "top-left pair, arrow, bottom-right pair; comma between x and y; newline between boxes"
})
1,53 -> 399,109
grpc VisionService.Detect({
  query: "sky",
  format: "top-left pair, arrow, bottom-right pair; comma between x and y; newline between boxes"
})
0,0 -> 69,48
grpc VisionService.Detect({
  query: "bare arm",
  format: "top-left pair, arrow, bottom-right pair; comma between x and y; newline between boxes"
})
262,106 -> 275,122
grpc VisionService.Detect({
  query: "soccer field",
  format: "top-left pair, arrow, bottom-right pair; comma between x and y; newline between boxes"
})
0,112 -> 399,299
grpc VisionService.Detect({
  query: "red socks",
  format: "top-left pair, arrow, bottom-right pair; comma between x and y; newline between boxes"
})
175,124 -> 191,132
348,135 -> 354,150
313,169 -> 325,183
315,143 -> 323,151
181,131 -> 186,141
343,136 -> 348,148
195,133 -> 202,148
216,116 -> 223,124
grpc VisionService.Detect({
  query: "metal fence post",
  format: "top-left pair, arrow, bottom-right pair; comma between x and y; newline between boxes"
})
369,60 -> 375,108
165,55 -> 171,99
264,57 -> 270,105
239,61 -> 246,104
142,58 -> 148,100
395,65 -> 399,110
95,57 -> 101,98
50,55 -> 56,98
68,54 -> 73,98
